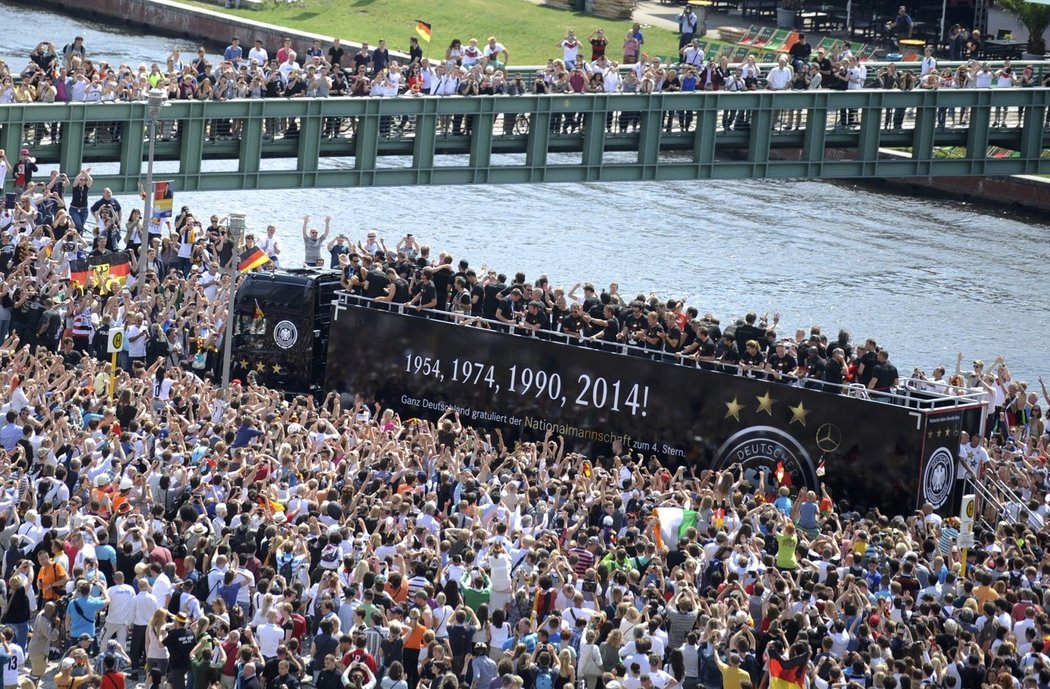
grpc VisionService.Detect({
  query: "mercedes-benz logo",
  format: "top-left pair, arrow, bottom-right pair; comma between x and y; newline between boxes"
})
815,423 -> 841,453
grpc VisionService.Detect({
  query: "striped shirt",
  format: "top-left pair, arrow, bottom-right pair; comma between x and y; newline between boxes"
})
570,547 -> 595,577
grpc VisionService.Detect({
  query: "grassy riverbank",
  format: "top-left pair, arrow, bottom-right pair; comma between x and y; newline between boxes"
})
187,0 -> 683,65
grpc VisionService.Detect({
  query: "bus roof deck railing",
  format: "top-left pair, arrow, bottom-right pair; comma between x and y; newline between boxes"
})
333,291 -> 987,413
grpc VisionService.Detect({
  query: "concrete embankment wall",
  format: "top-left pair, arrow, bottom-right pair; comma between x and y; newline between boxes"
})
768,147 -> 1050,215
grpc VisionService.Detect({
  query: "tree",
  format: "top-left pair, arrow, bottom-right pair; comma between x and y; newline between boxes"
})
997,0 -> 1050,55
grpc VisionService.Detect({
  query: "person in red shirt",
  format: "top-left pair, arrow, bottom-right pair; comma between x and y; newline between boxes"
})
342,635 -> 377,674
101,654 -> 126,689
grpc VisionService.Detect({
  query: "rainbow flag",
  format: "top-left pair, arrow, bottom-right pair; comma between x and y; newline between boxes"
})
415,20 -> 432,43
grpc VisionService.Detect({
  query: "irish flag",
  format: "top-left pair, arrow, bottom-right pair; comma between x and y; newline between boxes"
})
653,507 -> 698,550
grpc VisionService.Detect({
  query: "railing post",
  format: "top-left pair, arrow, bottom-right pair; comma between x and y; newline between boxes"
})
966,90 -> 991,172
296,98 -> 324,187
119,103 -> 147,194
1018,93 -> 1046,172
580,98 -> 607,180
692,98 -> 717,171
354,102 -> 380,178
59,104 -> 86,177
238,101 -> 264,183
636,101 -> 662,178
413,98 -> 438,184
910,95 -> 937,172
178,103 -> 206,191
469,98 -> 493,183
525,99 -> 550,180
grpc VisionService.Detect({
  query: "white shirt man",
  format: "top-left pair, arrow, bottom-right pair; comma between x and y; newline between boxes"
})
257,228 -> 281,261
920,49 -> 937,77
248,42 -> 268,66
132,582 -> 159,627
848,61 -> 867,89
126,319 -> 148,359
681,44 -> 705,68
198,265 -> 221,302
767,60 -> 793,90
255,612 -> 285,658
101,574 -> 136,646
205,556 -> 229,605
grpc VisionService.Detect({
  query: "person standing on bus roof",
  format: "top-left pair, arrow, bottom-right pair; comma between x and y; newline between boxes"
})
257,224 -> 282,267
301,215 -> 330,267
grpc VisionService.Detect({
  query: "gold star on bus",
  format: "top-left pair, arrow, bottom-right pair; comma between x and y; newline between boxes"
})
238,358 -> 249,370
272,362 -> 283,374
788,401 -> 810,426
255,360 -> 266,372
756,391 -> 776,415
725,397 -> 743,421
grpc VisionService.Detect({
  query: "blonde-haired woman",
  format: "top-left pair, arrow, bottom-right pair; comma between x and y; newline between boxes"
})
145,608 -> 170,675
556,648 -> 576,689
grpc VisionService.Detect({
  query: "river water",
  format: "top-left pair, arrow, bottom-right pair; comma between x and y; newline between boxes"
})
3,0 -> 1048,382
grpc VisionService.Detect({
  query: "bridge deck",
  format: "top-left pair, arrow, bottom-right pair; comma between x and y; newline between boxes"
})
3,90 -> 1048,190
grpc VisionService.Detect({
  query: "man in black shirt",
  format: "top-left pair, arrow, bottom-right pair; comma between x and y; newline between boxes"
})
868,349 -> 899,392
408,269 -> 437,313
482,273 -> 507,319
642,312 -> 665,351
583,304 -> 620,345
825,348 -> 847,386
717,333 -> 739,371
789,33 -> 812,71
364,261 -> 389,299
766,342 -> 797,379
684,325 -> 716,362
163,614 -> 196,689
856,338 -> 880,387
466,271 -> 485,317
495,288 -> 522,327
561,303 -> 586,339
328,38 -> 346,68
521,301 -> 547,335
803,348 -> 827,388
620,302 -> 646,344
661,313 -> 682,353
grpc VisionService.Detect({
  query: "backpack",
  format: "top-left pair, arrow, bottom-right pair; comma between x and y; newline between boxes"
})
193,570 -> 212,602
534,668 -> 556,689
535,590 -> 557,620
277,554 -> 295,582
320,544 -> 340,565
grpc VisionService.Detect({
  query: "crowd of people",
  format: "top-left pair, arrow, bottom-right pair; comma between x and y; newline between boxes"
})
0,28 -> 1045,144
0,144 -> 1046,689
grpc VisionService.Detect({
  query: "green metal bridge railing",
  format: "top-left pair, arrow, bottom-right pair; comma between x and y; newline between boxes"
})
2,89 -> 1048,191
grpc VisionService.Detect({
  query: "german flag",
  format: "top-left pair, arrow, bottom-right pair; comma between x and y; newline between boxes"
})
72,252 -> 130,294
90,252 -> 131,294
415,20 -> 432,43
70,258 -> 90,288
254,299 -> 265,321
238,246 -> 271,273
768,651 -> 809,689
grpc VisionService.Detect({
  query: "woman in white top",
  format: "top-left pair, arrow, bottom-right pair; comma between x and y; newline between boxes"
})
430,592 -> 453,640
578,630 -> 604,689
145,608 -> 170,674
487,608 -> 511,661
